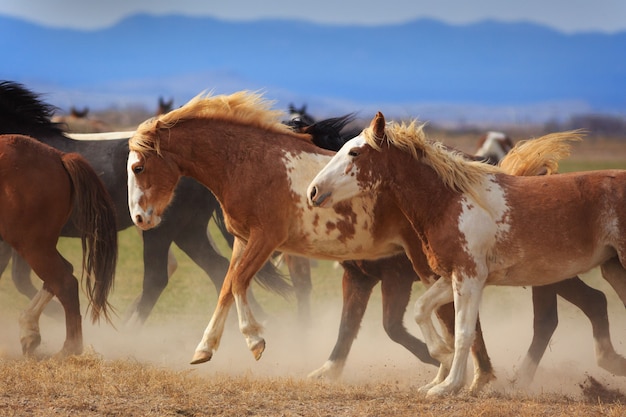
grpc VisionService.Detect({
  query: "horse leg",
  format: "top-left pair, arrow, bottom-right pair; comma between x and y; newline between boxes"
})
11,251 -> 38,298
124,235 -> 171,327
284,254 -> 312,326
10,250 -> 65,318
308,261 -> 379,379
176,226 -> 267,323
22,249 -> 83,356
230,237 -> 279,360
413,277 -> 455,392
0,241 -> 12,280
435,301 -> 495,394
514,284 -> 559,386
468,314 -> 495,393
554,276 -> 626,377
19,288 -> 54,355
427,275 -> 484,397
602,257 -> 626,307
191,236 -> 275,363
379,265 -> 438,366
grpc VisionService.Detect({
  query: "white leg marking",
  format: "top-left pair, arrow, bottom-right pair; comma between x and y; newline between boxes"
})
308,360 -> 344,380
414,278 -> 455,392
428,276 -> 484,397
234,293 -> 265,359
192,303 -> 232,362
19,288 -> 54,353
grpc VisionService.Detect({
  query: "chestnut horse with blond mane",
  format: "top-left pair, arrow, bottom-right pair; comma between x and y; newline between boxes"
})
126,91 -> 626,393
0,134 -> 117,356
308,112 -> 626,396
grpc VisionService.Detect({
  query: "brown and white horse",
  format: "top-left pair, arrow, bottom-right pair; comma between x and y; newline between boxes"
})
126,92 -> 428,366
124,91 -> 625,393
307,112 -> 626,396
475,131 -> 514,165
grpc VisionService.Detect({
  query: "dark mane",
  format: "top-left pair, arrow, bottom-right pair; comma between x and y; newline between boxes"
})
302,114 -> 357,152
0,81 -> 65,136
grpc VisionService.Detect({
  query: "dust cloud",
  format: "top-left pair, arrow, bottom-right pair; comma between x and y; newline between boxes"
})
1,273 -> 626,399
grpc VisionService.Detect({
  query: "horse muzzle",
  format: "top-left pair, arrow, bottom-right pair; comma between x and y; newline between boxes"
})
308,185 -> 332,208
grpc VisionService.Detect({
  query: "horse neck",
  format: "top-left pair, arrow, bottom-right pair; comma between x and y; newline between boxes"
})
161,119 -> 289,199
382,149 -> 462,233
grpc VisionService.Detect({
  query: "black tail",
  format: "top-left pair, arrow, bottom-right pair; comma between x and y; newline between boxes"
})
211,205 -> 292,298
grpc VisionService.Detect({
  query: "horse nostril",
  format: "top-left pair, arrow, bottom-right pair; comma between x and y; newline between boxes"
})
309,186 -> 318,200
135,214 -> 144,225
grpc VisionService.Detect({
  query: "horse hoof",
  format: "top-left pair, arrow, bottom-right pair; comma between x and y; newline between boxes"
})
190,350 -> 213,364
20,334 -> 41,356
307,360 -> 342,380
251,339 -> 265,361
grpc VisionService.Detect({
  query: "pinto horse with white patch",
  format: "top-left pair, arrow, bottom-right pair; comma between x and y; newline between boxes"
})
307,112 -> 626,396
124,91 -> 626,394
125,91 -> 493,381
475,131 -> 514,165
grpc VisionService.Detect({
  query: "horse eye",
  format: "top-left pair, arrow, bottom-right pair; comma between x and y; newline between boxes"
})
348,148 -> 359,157
133,165 -> 144,175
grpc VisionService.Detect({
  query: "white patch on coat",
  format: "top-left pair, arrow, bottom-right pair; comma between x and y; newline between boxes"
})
457,175 -> 510,271
281,148 -> 401,259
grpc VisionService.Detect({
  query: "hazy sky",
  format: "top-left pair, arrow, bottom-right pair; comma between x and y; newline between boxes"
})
2,0 -> 625,33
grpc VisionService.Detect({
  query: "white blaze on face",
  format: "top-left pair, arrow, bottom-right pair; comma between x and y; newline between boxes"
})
127,150 -> 161,228
282,148 -> 393,258
307,135 -> 365,207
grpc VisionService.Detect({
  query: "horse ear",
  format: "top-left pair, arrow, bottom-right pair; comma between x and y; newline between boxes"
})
371,111 -> 386,139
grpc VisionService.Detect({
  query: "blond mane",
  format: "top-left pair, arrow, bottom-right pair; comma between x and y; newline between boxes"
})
129,91 -> 294,154
362,120 -> 502,200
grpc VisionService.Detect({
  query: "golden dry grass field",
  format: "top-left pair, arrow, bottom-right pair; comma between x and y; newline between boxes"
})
1,128 -> 626,416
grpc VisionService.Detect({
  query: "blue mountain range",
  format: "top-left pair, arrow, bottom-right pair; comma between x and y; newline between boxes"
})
2,14 -> 625,122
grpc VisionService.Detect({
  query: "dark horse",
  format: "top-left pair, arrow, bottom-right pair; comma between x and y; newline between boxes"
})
0,81 -> 293,328
0,133 -> 117,356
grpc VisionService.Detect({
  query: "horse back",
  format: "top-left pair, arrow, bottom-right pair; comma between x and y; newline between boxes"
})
0,135 -> 73,243
486,171 -> 626,284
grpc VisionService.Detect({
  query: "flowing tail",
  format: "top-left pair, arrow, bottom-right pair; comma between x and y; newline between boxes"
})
62,152 -> 118,323
212,205 -> 292,298
499,130 -> 584,176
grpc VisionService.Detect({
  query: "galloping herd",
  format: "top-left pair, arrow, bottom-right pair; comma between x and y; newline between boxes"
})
1,81 -> 625,397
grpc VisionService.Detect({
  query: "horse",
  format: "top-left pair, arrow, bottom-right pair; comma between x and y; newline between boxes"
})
0,81 -> 292,329
124,91 -> 626,393
472,130 -> 626,385
125,91 -> 480,369
157,97 -> 174,116
307,111 -> 626,396
307,126 -> 626,386
286,103 -> 316,127
51,106 -> 109,133
475,131 -> 515,165
0,134 -> 117,356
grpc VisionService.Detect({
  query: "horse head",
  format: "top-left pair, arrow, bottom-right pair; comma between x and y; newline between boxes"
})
127,120 -> 182,230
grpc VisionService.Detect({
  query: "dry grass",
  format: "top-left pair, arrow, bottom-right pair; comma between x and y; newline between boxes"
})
1,354 -> 625,417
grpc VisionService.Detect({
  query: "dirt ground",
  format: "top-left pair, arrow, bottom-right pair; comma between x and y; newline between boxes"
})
2,281 -> 626,416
